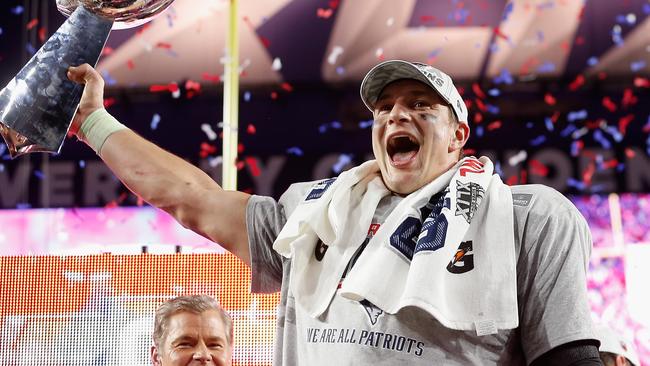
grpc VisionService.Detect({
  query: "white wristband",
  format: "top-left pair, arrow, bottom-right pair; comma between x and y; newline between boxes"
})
78,108 -> 128,155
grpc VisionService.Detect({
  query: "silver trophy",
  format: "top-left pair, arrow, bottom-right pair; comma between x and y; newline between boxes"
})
0,0 -> 176,158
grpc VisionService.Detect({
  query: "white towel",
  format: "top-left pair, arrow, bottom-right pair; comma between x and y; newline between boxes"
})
273,157 -> 518,333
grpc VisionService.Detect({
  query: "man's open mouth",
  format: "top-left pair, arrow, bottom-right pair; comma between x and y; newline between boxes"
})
387,134 -> 420,165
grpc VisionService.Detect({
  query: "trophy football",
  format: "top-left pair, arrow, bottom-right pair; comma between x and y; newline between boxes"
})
0,0 -> 176,158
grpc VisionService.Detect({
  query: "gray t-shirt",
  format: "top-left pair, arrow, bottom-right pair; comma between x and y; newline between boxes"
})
246,182 -> 595,365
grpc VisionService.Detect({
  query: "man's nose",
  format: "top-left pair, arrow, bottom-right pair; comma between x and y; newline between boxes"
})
192,343 -> 211,363
388,102 -> 410,124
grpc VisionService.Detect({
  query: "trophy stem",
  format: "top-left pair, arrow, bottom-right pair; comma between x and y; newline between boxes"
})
0,6 -> 113,158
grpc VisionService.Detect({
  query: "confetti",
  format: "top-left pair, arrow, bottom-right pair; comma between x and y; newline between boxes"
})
593,130 -> 611,149
201,123 -> 218,141
327,46 -> 344,65
508,150 -> 527,166
201,73 -> 221,83
271,57 -> 282,71
529,160 -> 549,176
544,117 -> 554,131
26,19 -> 38,30
602,97 -> 617,112
359,120 -> 373,129
317,8 -> 333,19
567,109 -> 588,122
11,6 -> 24,15
617,114 -> 634,135
530,135 -> 546,146
487,120 -> 502,131
245,157 -> 260,177
621,89 -> 637,108
544,93 -> 556,106
150,114 -> 161,130
633,77 -> 650,88
472,83 -> 486,99
246,124 -> 256,134
630,60 -> 646,72
570,140 -> 584,157
79,160 -> 86,169
333,154 -> 353,173
487,88 -> 500,97
493,69 -> 514,85
587,56 -> 598,66
286,147 -> 304,156
243,91 -> 251,102
34,170 -> 45,180
199,142 -> 217,158
569,75 -> 585,91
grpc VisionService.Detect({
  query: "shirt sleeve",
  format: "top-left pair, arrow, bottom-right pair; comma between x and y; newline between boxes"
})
515,187 -> 597,364
246,195 -> 286,293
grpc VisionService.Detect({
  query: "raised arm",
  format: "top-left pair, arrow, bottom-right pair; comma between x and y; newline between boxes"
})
67,64 -> 252,266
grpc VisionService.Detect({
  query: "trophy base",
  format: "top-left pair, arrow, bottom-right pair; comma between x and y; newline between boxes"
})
0,123 -> 49,158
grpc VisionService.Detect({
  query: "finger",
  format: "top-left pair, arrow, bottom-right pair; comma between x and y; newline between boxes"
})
67,64 -> 103,86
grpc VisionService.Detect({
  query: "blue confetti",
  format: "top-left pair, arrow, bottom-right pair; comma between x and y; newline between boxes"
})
16,203 -> 32,209
487,88 -> 500,97
537,61 -> 555,73
489,42 -> 500,54
476,125 -> 484,137
587,57 -> 599,67
79,160 -> 86,168
631,60 -> 646,72
593,129 -> 611,149
0,144 -> 6,156
101,70 -> 117,86
243,91 -> 251,102
486,104 -> 500,115
0,27 -> 3,36
150,113 -> 161,130
358,119 -> 373,129
34,170 -> 45,180
644,4 -> 650,14
493,69 -> 513,85
0,164 -> 4,172
567,178 -> 586,191
26,43 -> 36,56
616,163 -> 625,173
330,121 -> 342,129
494,161 -> 503,177
526,121 -> 534,128
570,140 -> 582,157
537,1 -> 554,10
544,117 -> 554,131
428,48 -> 442,59
333,154 -> 353,174
336,66 -> 345,75
502,2 -> 514,21
561,124 -> 578,137
530,135 -> 546,146
611,25 -> 624,46
603,125 -> 622,142
287,147 -> 303,156
567,109 -> 588,122
11,6 -> 24,15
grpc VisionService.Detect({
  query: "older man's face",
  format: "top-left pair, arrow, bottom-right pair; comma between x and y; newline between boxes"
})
151,310 -> 232,366
371,79 -> 468,195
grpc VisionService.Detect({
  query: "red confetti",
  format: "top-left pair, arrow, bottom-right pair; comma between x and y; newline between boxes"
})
420,15 -> 436,23
38,27 -> 46,43
633,77 -> 650,88
317,8 -> 333,18
582,162 -> 595,186
602,97 -> 617,112
475,98 -> 487,112
472,83 -> 486,99
127,59 -> 135,70
199,142 -> 217,158
529,160 -> 549,176
544,93 -> 556,106
103,97 -> 116,108
597,72 -> 607,80
236,160 -> 245,170
102,47 -> 115,57
601,159 -> 618,170
149,82 -> 179,93
329,0 -> 340,9
281,82 -> 294,92
487,120 -> 502,131
574,36 -> 585,46
270,91 -> 278,100
551,111 -> 560,123
259,36 -> 271,48
520,170 -> 527,184
185,80 -> 201,99
201,73 -> 221,83
245,157 -> 261,177
155,42 -> 173,49
618,114 -> 634,135
238,143 -> 245,154
26,18 -> 38,30
246,124 -> 256,134
506,175 -> 518,186
463,148 -> 476,156
569,74 -> 585,91
625,148 -> 636,158
493,26 -> 509,41
474,112 -> 483,124
621,88 -> 638,108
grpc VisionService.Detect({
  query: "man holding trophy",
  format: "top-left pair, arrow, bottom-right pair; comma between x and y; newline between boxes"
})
2,1 -> 602,364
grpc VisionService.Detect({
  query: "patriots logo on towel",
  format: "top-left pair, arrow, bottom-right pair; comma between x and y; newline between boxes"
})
314,240 -> 328,261
360,299 -> 384,325
447,240 -> 474,274
455,181 -> 485,223
305,178 -> 336,200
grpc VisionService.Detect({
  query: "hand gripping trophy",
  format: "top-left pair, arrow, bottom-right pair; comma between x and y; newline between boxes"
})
0,0 -> 175,158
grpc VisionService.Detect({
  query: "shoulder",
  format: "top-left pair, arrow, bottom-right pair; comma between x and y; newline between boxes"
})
278,178 -> 337,217
510,184 -> 586,224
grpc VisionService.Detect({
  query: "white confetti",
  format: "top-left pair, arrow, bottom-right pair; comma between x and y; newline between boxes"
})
327,46 -> 344,65
508,150 -> 527,166
201,123 -> 218,140
271,57 -> 282,71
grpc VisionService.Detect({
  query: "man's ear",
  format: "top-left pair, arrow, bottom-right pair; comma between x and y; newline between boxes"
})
449,121 -> 470,153
151,345 -> 162,366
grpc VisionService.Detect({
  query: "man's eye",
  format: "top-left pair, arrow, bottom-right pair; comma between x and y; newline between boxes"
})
413,101 -> 427,108
176,343 -> 191,348
208,343 -> 224,349
377,104 -> 392,112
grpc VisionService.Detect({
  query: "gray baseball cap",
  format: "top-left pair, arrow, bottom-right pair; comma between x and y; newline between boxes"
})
594,324 -> 639,366
360,60 -> 468,123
